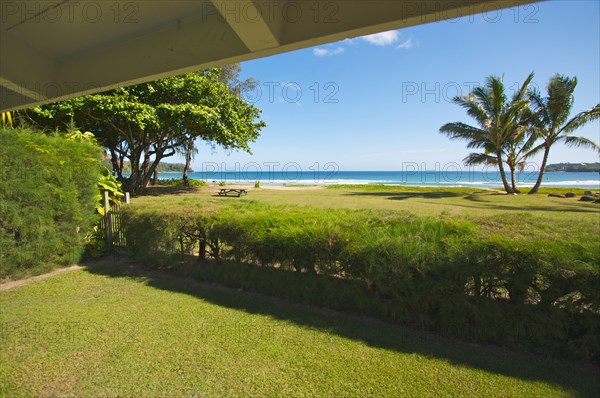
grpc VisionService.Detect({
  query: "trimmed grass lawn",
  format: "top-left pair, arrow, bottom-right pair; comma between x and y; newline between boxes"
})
134,185 -> 600,244
136,184 -> 600,218
1,264 -> 599,397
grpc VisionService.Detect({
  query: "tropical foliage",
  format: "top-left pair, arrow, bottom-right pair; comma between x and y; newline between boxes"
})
440,73 -> 599,193
96,166 -> 124,216
0,128 -> 101,278
62,128 -> 124,215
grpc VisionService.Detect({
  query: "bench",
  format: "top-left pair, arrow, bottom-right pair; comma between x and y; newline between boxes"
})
218,188 -> 248,197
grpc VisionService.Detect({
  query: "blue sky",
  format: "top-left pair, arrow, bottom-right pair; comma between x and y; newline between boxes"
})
186,0 -> 599,172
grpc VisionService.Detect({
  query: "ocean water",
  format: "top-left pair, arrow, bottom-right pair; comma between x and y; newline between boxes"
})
155,169 -> 600,189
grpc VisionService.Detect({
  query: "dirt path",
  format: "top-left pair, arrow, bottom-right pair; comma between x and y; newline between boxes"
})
0,265 -> 84,291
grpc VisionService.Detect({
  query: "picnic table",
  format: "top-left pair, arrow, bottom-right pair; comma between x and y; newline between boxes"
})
218,188 -> 248,197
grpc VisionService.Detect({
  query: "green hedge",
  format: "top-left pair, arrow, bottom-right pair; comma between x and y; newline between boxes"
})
156,178 -> 207,187
121,202 -> 600,361
0,128 -> 101,278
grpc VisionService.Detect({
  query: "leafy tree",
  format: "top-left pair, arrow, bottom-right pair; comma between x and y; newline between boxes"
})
440,73 -> 534,194
25,70 -> 266,194
217,63 -> 259,97
173,63 -> 259,186
526,75 -> 600,194
175,64 -> 258,187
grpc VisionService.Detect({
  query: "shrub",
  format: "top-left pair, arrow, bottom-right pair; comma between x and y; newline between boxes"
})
120,201 -> 600,361
0,128 -> 102,278
156,178 -> 207,187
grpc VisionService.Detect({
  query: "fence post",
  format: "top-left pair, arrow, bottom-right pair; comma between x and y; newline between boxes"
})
125,192 -> 130,204
104,190 -> 113,248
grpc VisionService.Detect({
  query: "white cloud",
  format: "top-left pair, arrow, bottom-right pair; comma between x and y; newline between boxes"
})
313,46 -> 345,57
360,30 -> 399,46
396,38 -> 414,49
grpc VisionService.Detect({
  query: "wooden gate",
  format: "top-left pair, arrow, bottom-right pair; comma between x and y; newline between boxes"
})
101,191 -> 130,248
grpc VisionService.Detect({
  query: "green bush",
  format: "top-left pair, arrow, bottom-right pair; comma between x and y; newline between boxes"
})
156,178 -> 207,187
0,128 -> 101,278
120,201 -> 600,361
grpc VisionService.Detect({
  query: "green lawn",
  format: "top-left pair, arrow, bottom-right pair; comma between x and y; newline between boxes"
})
2,263 -> 599,397
137,184 -> 599,218
134,185 -> 600,243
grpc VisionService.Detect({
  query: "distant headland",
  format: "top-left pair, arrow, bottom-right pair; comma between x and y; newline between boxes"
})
545,163 -> 600,172
101,159 -> 192,173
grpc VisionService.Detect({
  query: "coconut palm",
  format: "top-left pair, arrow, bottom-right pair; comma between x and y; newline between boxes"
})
440,73 -> 534,194
504,110 -> 540,193
527,75 -> 600,194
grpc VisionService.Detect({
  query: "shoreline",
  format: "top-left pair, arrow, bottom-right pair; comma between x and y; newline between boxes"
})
200,181 -> 600,190
149,171 -> 600,190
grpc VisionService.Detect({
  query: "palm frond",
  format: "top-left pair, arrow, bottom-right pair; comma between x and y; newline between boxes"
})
546,75 -> 577,128
528,88 -> 551,131
560,104 -> 600,134
511,71 -> 534,103
488,75 -> 506,119
439,122 -> 484,140
561,136 -> 600,153
524,142 -> 547,159
463,152 -> 498,166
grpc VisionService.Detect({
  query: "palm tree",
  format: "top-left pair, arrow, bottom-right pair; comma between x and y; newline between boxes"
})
527,75 -> 600,194
440,73 -> 534,194
504,111 -> 539,193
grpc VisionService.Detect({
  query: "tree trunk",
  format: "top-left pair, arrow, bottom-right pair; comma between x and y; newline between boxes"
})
126,144 -> 143,193
183,146 -> 192,187
496,152 -> 514,194
152,166 -> 159,186
109,150 -> 119,175
127,170 -> 143,194
117,153 -> 125,180
529,145 -> 551,194
199,237 -> 206,262
140,155 -> 164,189
509,166 -> 520,194
141,145 -> 152,186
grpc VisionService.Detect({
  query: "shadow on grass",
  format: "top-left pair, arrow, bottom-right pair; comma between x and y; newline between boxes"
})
84,259 -> 599,397
344,191 -> 467,200
345,190 -> 599,214
137,186 -> 208,197
462,194 -> 600,213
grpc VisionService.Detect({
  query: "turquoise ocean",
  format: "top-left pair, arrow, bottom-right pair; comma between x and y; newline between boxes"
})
154,169 -> 600,189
